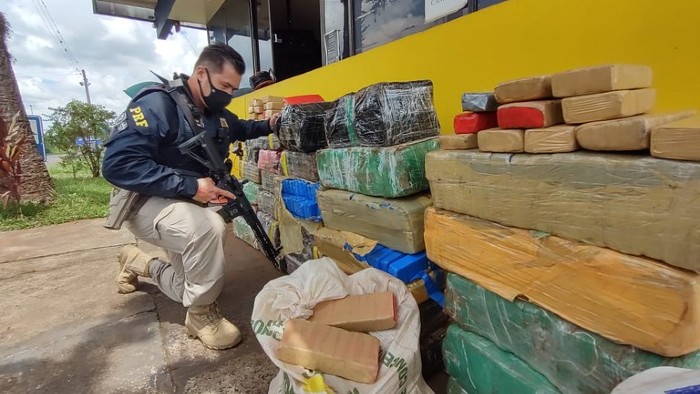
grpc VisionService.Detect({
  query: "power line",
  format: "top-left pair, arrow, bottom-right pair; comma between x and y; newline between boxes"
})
180,30 -> 198,55
30,0 -> 81,73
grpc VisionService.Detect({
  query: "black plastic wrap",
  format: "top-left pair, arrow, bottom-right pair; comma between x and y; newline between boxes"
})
352,80 -> 440,147
461,93 -> 499,112
278,102 -> 334,153
285,151 -> 319,182
324,93 -> 356,148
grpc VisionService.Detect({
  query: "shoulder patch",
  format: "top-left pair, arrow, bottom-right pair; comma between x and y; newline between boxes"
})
129,106 -> 149,128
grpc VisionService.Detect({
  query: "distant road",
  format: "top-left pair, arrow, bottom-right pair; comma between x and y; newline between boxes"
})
46,154 -> 63,166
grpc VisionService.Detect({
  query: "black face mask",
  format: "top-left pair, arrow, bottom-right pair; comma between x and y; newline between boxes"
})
198,68 -> 232,114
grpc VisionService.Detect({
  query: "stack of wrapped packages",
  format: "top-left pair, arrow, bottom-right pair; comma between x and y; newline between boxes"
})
429,64 -> 700,393
315,80 -> 449,376
233,101 -> 286,252
248,95 -> 285,120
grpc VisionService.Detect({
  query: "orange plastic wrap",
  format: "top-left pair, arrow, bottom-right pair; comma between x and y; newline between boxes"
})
424,207 -> 700,357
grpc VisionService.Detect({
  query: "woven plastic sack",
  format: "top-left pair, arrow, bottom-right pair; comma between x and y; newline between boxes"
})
252,258 -> 432,394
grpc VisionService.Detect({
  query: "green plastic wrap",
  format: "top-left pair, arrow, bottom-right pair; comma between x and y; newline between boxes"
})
445,273 -> 700,394
316,137 -> 438,198
242,181 -> 259,205
444,325 -> 560,394
232,216 -> 259,250
446,377 -> 470,394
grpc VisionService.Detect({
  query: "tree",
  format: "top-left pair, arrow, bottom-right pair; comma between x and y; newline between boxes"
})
0,111 -> 24,213
47,100 -> 114,178
0,12 -> 54,203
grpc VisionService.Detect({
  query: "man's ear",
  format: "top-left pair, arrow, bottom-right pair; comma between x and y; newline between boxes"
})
194,65 -> 207,80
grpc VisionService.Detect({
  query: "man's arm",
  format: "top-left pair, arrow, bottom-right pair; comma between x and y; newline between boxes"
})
225,110 -> 277,141
102,93 -> 198,199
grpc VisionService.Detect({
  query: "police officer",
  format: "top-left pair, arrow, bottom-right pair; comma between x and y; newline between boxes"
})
102,43 -> 279,350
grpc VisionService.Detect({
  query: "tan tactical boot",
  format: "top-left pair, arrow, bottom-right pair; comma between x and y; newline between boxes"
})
116,245 -> 153,294
185,303 -> 241,350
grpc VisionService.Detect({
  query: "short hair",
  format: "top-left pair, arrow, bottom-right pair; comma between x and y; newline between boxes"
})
195,43 -> 246,75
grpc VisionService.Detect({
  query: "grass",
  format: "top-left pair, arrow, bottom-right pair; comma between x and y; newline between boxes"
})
0,164 -> 112,231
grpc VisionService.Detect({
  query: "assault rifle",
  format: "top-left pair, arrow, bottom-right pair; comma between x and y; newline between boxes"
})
178,132 -> 286,272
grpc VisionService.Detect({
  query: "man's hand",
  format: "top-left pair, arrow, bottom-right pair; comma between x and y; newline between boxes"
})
268,112 -> 281,131
193,177 -> 235,204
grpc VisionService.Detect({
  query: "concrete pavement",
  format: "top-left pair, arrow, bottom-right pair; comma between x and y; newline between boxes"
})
0,219 -> 448,393
0,219 -> 282,393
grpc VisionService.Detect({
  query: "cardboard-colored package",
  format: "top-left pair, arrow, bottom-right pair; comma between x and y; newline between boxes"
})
497,100 -> 563,129
424,207 -> 700,357
265,109 -> 280,118
317,189 -> 432,254
278,319 -> 381,384
265,101 -> 285,110
254,105 -> 264,114
440,134 -> 479,150
524,125 -> 578,153
262,95 -> 285,103
313,227 -> 374,274
477,128 -> 524,153
552,64 -> 653,97
494,75 -> 552,104
651,114 -> 700,161
562,88 -> 656,124
425,150 -> 700,272
576,111 -> 696,151
310,292 -> 397,332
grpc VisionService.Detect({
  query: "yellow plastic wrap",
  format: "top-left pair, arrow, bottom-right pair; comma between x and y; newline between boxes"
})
426,150 -> 700,272
424,207 -> 700,357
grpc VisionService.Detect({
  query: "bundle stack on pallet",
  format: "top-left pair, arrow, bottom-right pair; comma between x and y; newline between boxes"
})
315,80 -> 449,375
427,64 -> 700,393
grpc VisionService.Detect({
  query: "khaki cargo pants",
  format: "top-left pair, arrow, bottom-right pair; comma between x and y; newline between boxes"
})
125,196 -> 227,307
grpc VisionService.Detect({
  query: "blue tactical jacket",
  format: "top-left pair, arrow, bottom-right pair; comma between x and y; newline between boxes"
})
102,81 -> 271,199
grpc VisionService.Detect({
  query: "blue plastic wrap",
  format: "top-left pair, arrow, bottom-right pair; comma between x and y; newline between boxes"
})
281,179 -> 321,221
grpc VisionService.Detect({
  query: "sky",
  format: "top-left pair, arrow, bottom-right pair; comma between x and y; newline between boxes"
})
2,0 -> 209,123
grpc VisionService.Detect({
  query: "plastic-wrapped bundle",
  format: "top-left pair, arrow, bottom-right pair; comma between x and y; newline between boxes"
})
281,179 -> 321,221
245,137 -> 266,150
245,148 -> 260,164
242,181 -> 259,205
233,216 -> 259,250
261,170 -> 285,194
317,137 -> 439,198
258,189 -> 278,217
284,151 -> 319,182
257,211 -> 280,248
444,273 -> 700,394
352,80 -> 440,147
324,93 -> 356,148
444,325 -> 560,394
265,133 -> 283,150
257,149 -> 282,173
243,161 -> 261,183
284,253 -> 307,274
278,102 -> 334,153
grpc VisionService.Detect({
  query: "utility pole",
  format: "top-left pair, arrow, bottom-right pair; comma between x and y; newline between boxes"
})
80,69 -> 92,104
